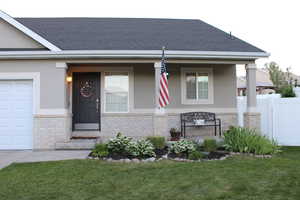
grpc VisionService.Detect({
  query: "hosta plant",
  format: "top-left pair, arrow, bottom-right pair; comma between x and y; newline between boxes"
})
136,139 -> 156,158
125,139 -> 156,159
107,133 -> 132,156
169,139 -> 196,155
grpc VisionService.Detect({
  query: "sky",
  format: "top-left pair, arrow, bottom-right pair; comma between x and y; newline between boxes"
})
1,0 -> 300,76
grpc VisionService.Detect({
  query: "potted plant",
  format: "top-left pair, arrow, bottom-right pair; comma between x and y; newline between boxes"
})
170,128 -> 181,141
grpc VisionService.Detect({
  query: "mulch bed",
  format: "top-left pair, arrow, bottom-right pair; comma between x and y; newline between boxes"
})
89,148 -> 230,161
206,151 -> 229,159
154,147 -> 169,158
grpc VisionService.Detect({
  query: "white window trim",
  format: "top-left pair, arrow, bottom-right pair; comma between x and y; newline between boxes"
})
181,67 -> 214,104
102,68 -> 133,113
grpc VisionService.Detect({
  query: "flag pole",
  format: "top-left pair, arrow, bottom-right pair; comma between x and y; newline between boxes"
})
155,46 -> 166,114
160,46 -> 164,111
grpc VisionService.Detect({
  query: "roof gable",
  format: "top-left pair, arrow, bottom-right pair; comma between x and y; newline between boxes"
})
15,17 -> 265,52
0,19 -> 45,49
0,11 -> 61,51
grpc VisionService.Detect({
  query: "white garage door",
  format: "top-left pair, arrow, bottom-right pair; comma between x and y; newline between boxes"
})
0,80 -> 33,150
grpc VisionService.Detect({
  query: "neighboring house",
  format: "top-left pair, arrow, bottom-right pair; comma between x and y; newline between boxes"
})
0,11 -> 269,150
237,68 -> 300,96
237,68 -> 275,96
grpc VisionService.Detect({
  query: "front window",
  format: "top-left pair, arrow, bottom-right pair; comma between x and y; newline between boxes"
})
186,72 -> 209,100
182,68 -> 213,104
104,72 -> 129,112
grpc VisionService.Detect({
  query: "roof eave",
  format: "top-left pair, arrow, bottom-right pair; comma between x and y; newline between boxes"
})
0,50 -> 270,60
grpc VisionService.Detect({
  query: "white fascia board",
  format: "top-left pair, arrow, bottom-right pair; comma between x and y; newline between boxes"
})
0,50 -> 270,60
0,10 -> 61,51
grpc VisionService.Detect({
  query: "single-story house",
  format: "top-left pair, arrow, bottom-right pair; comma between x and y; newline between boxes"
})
0,11 -> 269,150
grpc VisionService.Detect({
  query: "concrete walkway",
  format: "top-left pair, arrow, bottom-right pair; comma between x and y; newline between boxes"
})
0,150 -> 90,169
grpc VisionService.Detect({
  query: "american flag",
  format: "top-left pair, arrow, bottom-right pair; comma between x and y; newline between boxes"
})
159,47 -> 169,108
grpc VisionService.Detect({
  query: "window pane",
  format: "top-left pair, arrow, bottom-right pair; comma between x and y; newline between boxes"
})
105,92 -> 128,112
197,73 -> 208,99
105,72 -> 128,93
186,72 -> 197,99
105,72 -> 129,112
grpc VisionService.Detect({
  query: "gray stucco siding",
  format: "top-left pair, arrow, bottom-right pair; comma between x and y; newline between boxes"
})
0,60 -> 66,109
133,63 -> 237,110
133,63 -> 155,109
0,19 -> 45,49
0,61 -> 236,111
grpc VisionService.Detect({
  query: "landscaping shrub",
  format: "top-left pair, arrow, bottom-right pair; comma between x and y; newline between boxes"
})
169,139 -> 196,155
107,133 -> 156,159
125,139 -> 156,159
188,151 -> 204,160
146,136 -> 165,149
280,85 -> 296,98
136,139 -> 156,158
107,133 -> 132,156
203,139 -> 217,152
223,126 -> 280,155
91,143 -> 109,158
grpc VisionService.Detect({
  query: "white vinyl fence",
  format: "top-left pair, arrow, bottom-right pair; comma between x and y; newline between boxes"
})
237,94 -> 300,146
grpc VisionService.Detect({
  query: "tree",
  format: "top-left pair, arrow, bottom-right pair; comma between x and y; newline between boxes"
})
265,62 -> 286,92
266,62 -> 296,97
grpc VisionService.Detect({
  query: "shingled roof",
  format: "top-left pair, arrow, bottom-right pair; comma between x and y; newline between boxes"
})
15,18 -> 265,52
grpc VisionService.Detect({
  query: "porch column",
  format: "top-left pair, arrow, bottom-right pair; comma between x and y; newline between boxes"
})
243,63 -> 261,130
153,62 -> 168,137
55,62 -> 72,142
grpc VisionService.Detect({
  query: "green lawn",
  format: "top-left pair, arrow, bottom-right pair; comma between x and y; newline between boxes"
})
1,147 -> 300,200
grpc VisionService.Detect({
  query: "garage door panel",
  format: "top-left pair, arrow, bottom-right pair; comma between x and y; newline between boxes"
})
0,119 -> 10,128
0,135 -> 12,145
0,106 -> 10,111
0,80 -> 33,150
12,136 -> 31,144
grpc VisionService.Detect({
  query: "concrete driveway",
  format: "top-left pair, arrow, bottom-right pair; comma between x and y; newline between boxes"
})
0,150 -> 90,169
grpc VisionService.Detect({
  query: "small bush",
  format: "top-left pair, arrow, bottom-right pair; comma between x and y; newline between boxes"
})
125,139 -> 156,159
188,151 -> 204,160
136,139 -> 156,158
107,133 -> 132,156
169,139 -> 196,155
203,139 -> 217,152
280,85 -> 296,98
91,143 -> 109,158
107,133 -> 156,159
146,136 -> 165,149
224,127 -> 280,155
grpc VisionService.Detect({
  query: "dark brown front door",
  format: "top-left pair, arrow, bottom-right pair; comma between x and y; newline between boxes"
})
72,72 -> 100,130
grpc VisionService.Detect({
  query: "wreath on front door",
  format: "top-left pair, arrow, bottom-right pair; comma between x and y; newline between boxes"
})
80,81 -> 93,98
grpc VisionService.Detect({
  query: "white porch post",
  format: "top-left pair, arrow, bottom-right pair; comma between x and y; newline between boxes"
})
246,63 -> 257,112
243,63 -> 261,130
56,62 -> 72,141
153,61 -> 168,136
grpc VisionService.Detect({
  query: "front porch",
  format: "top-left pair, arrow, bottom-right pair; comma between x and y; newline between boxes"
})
50,60 -> 258,149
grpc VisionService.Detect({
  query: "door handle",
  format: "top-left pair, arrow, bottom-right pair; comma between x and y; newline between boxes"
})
96,98 -> 100,113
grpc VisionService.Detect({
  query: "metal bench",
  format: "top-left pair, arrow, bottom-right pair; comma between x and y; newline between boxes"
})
180,112 -> 221,137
